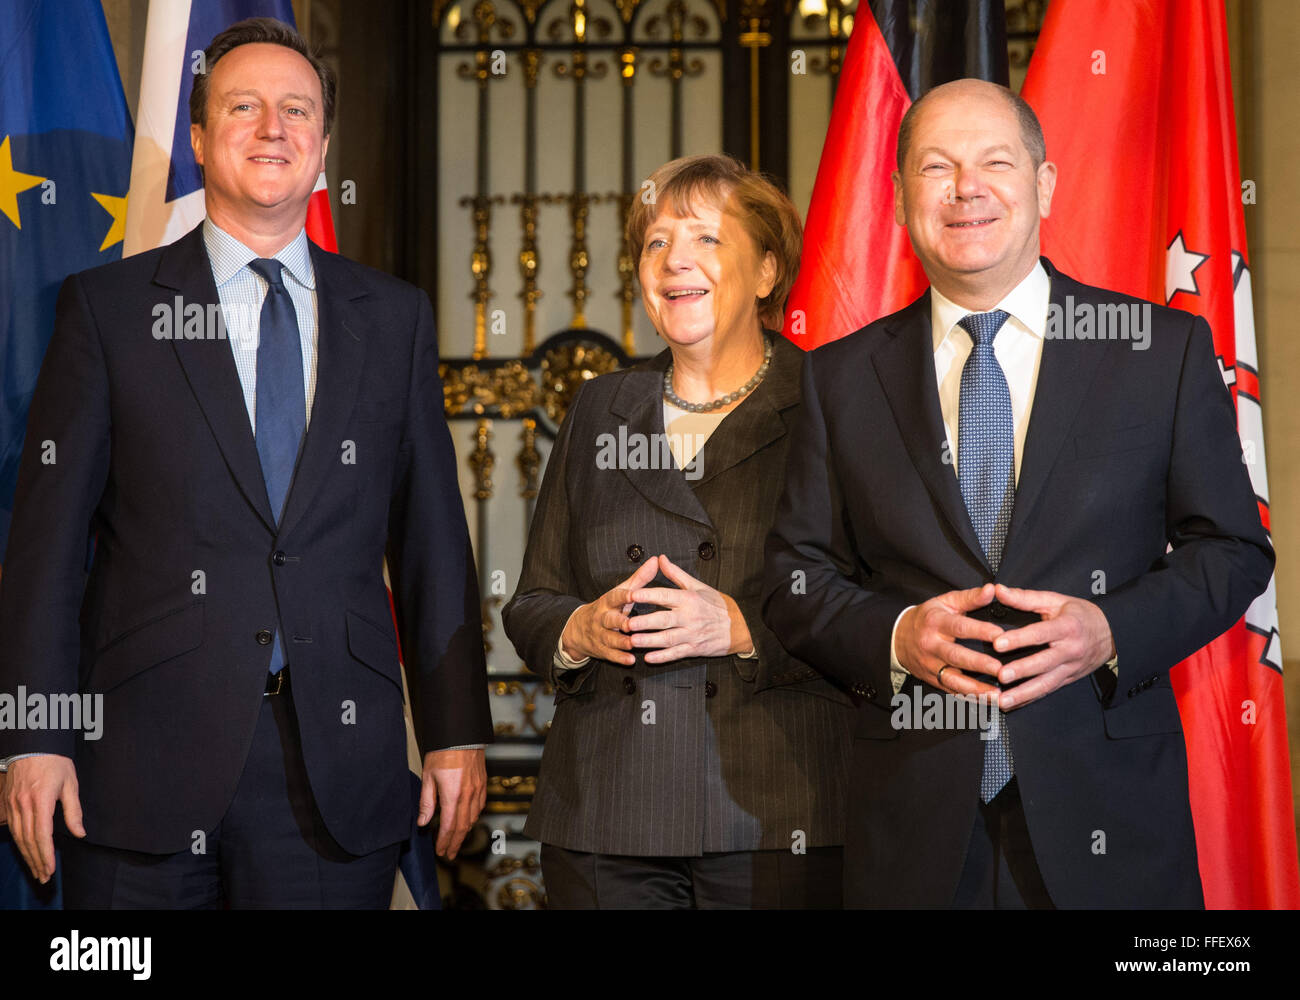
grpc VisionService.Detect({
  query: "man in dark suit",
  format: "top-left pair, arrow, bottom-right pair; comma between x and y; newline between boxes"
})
762,79 -> 1273,908
0,18 -> 491,908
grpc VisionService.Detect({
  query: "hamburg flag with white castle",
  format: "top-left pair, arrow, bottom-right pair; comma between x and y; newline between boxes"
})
1023,0 -> 1297,908
124,0 -> 336,255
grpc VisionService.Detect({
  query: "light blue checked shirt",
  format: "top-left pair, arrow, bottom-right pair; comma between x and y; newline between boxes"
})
203,219 -> 319,430
202,221 -> 482,753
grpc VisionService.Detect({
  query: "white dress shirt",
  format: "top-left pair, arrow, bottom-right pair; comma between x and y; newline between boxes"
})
888,263 -> 1049,692
887,263 -> 1117,692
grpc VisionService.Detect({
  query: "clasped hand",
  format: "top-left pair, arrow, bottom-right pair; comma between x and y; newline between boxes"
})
895,582 -> 1115,710
560,554 -> 752,665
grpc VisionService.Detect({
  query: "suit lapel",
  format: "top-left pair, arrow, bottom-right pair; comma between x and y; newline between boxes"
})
1000,262 -> 1108,572
609,353 -> 714,530
276,243 -> 366,540
159,227 -> 277,533
871,293 -> 990,571
688,333 -> 800,489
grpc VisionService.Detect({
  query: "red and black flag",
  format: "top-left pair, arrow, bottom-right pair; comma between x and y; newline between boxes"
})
783,0 -> 1009,347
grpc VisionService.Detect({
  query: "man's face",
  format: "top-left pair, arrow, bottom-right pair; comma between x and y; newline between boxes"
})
190,42 -> 328,228
893,83 -> 1055,302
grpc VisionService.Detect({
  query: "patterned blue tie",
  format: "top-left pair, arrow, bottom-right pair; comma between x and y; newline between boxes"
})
956,310 -> 1015,802
249,257 -> 305,673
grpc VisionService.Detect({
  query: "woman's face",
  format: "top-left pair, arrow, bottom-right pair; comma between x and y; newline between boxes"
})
638,194 -> 776,351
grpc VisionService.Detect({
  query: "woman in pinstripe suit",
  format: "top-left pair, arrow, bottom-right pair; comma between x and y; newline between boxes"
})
503,155 -> 855,909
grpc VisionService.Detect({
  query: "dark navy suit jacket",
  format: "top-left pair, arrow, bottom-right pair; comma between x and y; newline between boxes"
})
0,224 -> 492,856
763,259 -> 1274,907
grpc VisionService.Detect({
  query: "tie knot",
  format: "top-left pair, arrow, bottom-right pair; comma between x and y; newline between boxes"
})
249,257 -> 285,289
958,309 -> 1010,347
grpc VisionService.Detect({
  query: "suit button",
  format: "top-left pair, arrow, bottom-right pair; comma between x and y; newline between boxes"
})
990,604 -> 1007,620
851,684 -> 866,697
698,541 -> 715,560
865,686 -> 877,700
272,550 -> 287,566
255,629 -> 274,645
622,676 -> 636,695
705,681 -> 718,698
1127,686 -> 1139,698
626,544 -> 644,562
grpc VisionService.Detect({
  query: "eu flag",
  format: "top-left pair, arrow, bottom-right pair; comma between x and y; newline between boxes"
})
0,0 -> 133,909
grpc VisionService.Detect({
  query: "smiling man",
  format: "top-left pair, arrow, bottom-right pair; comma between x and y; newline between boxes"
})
763,79 -> 1273,908
0,18 -> 492,908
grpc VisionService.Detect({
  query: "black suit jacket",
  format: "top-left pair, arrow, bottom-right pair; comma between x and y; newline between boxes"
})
503,334 -> 855,855
762,259 -> 1274,907
0,224 -> 492,856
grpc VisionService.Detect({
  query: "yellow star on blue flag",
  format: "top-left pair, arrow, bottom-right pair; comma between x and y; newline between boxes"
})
90,191 -> 128,251
0,135 -> 46,230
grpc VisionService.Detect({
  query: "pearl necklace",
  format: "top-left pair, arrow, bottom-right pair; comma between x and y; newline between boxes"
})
663,335 -> 772,413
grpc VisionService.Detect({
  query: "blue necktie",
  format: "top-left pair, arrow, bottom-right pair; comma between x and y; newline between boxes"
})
956,310 -> 1015,802
249,258 -> 305,673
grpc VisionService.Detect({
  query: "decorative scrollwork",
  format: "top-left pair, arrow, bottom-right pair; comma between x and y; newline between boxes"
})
469,418 -> 496,500
518,418 -> 542,499
541,341 -> 620,422
486,774 -> 540,796
451,0 -> 516,42
481,594 -> 503,654
486,851 -> 541,877
1005,0 -> 1049,33
440,360 -> 541,418
645,0 -> 710,40
492,361 -> 542,417
489,681 -> 552,736
496,877 -> 545,909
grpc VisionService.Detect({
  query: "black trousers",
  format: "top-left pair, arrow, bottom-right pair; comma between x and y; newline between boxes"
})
541,844 -> 844,909
952,778 -> 1055,909
63,676 -> 400,909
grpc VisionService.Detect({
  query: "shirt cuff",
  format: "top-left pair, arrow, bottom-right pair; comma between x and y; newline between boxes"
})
436,745 -> 486,752
737,645 -> 757,659
0,753 -> 50,772
553,606 -> 591,672
889,606 -> 914,696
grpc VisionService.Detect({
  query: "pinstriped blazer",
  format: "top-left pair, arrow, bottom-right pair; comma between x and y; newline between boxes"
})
502,333 -> 855,855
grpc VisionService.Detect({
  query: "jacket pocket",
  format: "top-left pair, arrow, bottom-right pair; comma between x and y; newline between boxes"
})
89,600 -> 204,692
553,660 -> 599,703
1101,684 -> 1184,738
346,609 -> 404,691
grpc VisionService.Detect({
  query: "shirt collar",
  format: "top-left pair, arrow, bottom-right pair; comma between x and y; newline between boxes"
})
203,218 -> 316,291
930,259 -> 1050,353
